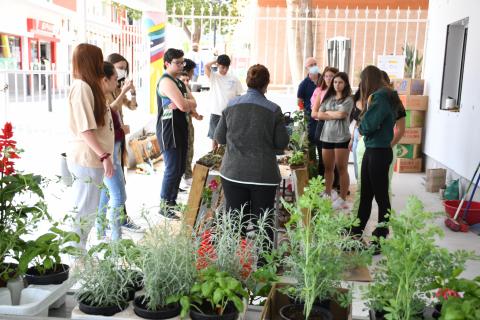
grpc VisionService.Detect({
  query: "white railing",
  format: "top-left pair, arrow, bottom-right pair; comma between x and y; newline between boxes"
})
0,70 -> 71,111
168,5 -> 428,90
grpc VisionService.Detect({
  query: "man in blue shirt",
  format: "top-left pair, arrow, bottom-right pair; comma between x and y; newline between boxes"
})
297,57 -> 320,143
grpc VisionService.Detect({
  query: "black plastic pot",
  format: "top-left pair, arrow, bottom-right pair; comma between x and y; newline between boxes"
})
25,263 -> 69,285
190,301 -> 239,320
79,300 -> 128,316
369,309 -> 425,320
133,295 -> 181,319
279,304 -> 333,320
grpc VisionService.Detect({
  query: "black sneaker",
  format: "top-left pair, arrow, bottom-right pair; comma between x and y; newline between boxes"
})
121,219 -> 145,233
178,187 -> 188,193
158,208 -> 180,220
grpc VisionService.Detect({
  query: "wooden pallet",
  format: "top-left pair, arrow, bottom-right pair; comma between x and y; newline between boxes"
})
129,135 -> 161,165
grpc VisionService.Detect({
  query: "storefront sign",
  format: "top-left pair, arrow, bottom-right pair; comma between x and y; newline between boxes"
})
27,18 -> 57,38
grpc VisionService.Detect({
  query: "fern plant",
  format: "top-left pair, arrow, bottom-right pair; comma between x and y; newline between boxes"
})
281,176 -> 370,319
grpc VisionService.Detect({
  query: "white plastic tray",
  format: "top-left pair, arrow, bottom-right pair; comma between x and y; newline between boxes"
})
0,278 -> 71,317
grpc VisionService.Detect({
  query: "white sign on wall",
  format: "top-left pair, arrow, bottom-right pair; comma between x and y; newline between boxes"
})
377,55 -> 405,80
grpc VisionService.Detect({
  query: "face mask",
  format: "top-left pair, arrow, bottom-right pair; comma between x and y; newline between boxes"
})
116,68 -> 127,80
308,65 -> 319,75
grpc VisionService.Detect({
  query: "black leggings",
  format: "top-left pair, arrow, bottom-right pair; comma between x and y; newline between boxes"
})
355,148 -> 393,238
221,178 -> 276,250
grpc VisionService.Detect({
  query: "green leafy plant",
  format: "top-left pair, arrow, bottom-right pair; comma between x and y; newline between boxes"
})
18,225 -> 80,275
201,178 -> 220,209
281,177 -> 369,318
437,277 -> 480,320
288,151 -> 305,166
0,122 -> 51,282
182,266 -> 249,317
245,249 -> 281,305
403,44 -> 423,79
139,221 -> 197,311
365,197 -> 474,319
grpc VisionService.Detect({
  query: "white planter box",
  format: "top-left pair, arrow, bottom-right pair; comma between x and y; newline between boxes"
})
0,278 -> 71,317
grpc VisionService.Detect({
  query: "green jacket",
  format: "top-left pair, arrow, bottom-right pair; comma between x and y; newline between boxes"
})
359,88 -> 397,148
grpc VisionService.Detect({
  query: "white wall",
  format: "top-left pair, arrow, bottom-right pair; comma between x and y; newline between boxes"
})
424,0 -> 480,179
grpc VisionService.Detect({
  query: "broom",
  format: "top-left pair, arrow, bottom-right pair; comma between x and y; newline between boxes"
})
445,161 -> 480,232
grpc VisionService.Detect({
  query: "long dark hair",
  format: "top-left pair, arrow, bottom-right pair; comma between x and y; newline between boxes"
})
359,65 -> 388,108
107,53 -> 129,76
318,66 -> 339,90
322,72 -> 352,103
72,43 -> 107,127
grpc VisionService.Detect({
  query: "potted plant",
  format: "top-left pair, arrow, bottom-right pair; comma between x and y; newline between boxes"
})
18,224 -> 80,285
434,277 -> 480,320
183,266 -> 249,320
133,221 -> 196,319
0,122 -> 51,304
88,239 -> 143,301
365,197 -> 474,320
75,241 -> 135,316
280,176 -> 369,320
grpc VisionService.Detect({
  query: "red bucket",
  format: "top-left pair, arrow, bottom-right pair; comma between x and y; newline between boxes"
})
443,200 -> 480,225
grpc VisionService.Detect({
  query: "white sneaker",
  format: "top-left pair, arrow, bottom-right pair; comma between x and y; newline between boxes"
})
182,177 -> 193,186
330,189 -> 339,201
332,198 -> 349,210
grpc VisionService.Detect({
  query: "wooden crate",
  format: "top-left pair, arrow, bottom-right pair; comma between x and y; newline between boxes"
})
129,135 -> 161,165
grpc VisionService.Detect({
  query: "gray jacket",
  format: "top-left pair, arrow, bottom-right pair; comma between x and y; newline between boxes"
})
214,88 -> 289,185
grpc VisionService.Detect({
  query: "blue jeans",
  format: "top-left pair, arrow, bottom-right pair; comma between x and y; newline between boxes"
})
96,141 -> 126,240
161,146 -> 187,205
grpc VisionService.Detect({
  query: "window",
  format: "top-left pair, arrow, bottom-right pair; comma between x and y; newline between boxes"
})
440,17 -> 468,110
0,34 -> 22,70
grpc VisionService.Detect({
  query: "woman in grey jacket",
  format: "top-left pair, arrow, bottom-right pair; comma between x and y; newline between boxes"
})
214,64 -> 289,251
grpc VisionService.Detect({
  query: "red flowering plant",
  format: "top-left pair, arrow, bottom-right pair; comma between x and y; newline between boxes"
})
0,122 -> 50,283
194,206 -> 275,304
201,178 -> 220,209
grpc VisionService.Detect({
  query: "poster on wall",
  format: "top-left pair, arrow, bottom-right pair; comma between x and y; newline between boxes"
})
144,11 -> 166,114
377,55 -> 405,80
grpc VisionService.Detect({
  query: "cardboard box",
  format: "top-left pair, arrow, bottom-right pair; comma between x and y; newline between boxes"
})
261,283 -> 351,320
425,168 -> 447,192
405,110 -> 425,127
399,128 -> 422,145
394,158 -> 423,173
399,95 -> 429,111
396,144 -> 421,159
393,78 -> 425,95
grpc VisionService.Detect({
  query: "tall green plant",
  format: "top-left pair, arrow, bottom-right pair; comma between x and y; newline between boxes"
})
281,177 -> 370,318
403,44 -> 423,79
365,197 -> 473,319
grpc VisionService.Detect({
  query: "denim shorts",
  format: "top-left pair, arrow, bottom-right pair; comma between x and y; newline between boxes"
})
208,114 -> 221,139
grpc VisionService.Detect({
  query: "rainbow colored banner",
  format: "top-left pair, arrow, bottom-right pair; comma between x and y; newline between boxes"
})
144,11 -> 166,114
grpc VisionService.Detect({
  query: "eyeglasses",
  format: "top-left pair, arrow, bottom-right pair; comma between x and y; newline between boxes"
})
172,60 -> 186,67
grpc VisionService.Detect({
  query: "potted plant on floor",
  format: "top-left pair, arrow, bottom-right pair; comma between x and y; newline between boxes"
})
184,266 -> 249,320
75,241 -> 135,316
0,122 -> 51,303
434,277 -> 480,320
365,197 -> 474,320
280,176 -> 369,320
133,221 -> 196,319
18,224 -> 80,285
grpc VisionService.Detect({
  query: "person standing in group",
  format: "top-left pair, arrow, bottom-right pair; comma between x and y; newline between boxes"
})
351,65 -> 398,251
104,53 -> 143,232
214,64 -> 289,252
206,54 -> 243,151
156,48 -> 196,219
311,67 -> 340,186
67,43 -> 114,250
96,61 -> 127,241
180,59 -> 203,188
186,42 -> 201,82
312,72 -> 353,210
297,57 -> 320,162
